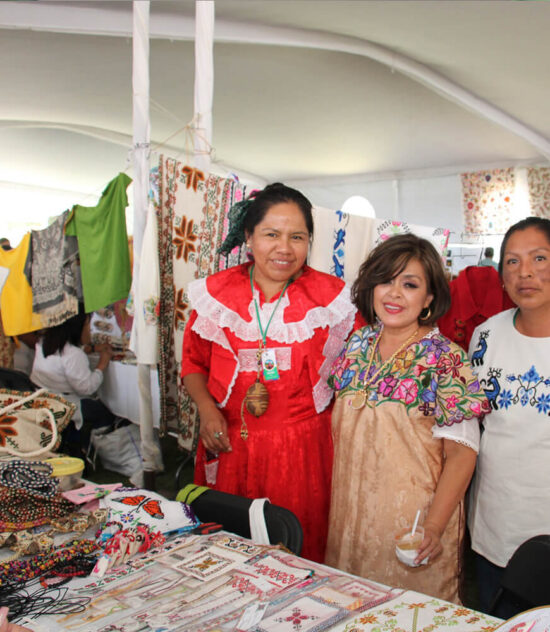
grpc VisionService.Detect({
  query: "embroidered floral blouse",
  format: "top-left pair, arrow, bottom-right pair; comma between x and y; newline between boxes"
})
329,325 -> 490,450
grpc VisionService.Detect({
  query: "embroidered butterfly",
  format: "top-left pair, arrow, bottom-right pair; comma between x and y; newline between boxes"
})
113,495 -> 164,520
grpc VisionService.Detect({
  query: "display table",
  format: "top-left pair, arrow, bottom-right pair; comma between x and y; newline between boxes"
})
98,360 -> 160,428
28,531 -> 503,632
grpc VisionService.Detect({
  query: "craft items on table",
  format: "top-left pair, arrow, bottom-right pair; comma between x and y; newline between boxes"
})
63,483 -> 123,505
0,387 -> 75,454
29,530 -> 413,632
44,456 -> 85,492
0,485 -> 76,531
327,589 -> 502,632
92,522 -> 166,578
0,459 -> 58,499
100,487 -> 200,534
0,539 -> 98,624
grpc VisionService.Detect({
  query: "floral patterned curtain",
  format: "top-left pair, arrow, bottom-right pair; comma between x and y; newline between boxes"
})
153,156 -> 248,452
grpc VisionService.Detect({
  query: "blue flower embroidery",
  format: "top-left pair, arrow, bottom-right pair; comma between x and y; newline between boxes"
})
518,387 -> 532,407
521,366 -> 540,384
420,378 -> 437,403
498,389 -> 513,410
536,393 -> 550,414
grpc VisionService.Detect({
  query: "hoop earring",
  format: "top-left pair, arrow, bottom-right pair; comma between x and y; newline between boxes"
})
420,307 -> 432,321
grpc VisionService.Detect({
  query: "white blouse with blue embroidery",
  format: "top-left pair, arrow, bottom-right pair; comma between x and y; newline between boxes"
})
468,308 -> 550,567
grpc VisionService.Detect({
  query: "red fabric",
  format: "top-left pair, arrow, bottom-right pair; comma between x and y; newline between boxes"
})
438,265 -> 515,351
181,264 -> 355,562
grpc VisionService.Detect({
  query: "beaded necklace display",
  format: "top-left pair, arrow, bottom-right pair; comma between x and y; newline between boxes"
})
0,485 -> 76,531
240,265 -> 291,440
350,328 -> 419,410
0,539 -> 100,594
0,459 -> 58,499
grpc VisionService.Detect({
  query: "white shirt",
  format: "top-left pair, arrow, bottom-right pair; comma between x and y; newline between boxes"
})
468,309 -> 550,566
31,341 -> 103,428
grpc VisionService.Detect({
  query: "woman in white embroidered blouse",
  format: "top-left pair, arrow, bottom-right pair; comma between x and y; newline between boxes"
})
468,216 -> 550,617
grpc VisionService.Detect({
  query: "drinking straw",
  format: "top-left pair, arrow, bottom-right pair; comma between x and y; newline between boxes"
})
411,509 -> 421,536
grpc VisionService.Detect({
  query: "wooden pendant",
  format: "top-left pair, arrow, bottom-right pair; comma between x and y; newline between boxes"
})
244,380 -> 269,417
350,390 -> 367,410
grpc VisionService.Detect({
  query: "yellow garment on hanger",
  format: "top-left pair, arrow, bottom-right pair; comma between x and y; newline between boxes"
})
0,233 -> 42,336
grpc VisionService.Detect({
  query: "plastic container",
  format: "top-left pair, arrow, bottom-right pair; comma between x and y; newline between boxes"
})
45,457 -> 84,491
395,525 -> 428,567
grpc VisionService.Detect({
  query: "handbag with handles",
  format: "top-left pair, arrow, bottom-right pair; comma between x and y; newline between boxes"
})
0,388 -> 75,457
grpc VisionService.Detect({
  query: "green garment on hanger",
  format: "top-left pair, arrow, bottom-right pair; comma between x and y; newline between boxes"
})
66,173 -> 132,313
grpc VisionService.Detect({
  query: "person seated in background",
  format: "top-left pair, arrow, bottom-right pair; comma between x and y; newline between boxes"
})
30,303 -> 115,459
479,246 -> 498,270
12,332 -> 38,375
0,238 -> 11,251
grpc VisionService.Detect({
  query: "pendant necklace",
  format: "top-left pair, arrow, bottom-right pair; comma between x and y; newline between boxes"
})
350,327 -> 419,410
240,266 -> 291,440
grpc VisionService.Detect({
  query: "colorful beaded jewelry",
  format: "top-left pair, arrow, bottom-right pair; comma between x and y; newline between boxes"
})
0,539 -> 100,594
0,485 -> 76,531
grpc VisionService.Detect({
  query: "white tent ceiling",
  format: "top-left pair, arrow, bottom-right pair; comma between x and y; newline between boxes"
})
1,0 -> 549,210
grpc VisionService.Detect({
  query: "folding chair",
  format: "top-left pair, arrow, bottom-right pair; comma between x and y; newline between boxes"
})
0,367 -> 37,392
489,535 -> 550,617
177,485 -> 303,556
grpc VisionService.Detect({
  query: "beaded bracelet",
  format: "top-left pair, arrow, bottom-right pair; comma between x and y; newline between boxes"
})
0,539 -> 100,593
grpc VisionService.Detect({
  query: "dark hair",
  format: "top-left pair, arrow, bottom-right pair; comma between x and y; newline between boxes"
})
498,216 -> 550,276
484,246 -> 494,258
352,233 -> 450,326
244,183 -> 314,238
41,304 -> 88,357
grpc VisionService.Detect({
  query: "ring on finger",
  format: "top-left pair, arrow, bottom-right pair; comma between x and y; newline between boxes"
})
213,431 -> 223,439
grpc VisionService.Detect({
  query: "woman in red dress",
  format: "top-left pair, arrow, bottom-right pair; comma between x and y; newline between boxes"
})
181,183 -> 358,561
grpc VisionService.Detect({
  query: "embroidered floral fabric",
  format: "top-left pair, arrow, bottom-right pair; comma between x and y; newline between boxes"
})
328,590 -> 502,632
329,326 -> 489,426
0,388 -> 75,453
154,156 -> 248,448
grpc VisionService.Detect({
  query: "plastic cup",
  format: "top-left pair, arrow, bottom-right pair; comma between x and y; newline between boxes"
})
395,525 -> 427,567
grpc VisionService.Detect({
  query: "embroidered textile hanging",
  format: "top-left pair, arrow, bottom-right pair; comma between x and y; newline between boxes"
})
528,167 -> 550,218
27,210 -> 81,328
154,156 -> 248,450
461,168 -> 515,236
309,208 -> 449,283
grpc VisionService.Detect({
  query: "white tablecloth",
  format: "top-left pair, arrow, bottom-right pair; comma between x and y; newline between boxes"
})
98,361 -> 160,428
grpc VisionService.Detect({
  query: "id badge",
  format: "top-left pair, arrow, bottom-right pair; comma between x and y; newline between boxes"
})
261,349 -> 280,381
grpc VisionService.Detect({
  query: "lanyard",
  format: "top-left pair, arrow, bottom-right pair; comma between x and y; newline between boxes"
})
249,265 -> 291,346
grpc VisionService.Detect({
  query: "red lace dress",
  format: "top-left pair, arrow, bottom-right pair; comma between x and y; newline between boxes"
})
181,263 -> 357,562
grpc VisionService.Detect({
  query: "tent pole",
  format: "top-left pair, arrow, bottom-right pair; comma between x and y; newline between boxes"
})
193,1 -> 214,172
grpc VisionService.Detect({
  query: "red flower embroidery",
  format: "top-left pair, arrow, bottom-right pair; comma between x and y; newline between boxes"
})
173,216 -> 198,262
437,352 -> 464,378
0,415 -> 18,446
182,166 -> 205,191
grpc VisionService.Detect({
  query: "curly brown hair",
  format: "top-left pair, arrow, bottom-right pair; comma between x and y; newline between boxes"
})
352,233 -> 450,326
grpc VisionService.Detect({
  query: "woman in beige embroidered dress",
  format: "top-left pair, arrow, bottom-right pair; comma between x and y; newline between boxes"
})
325,234 -> 490,603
